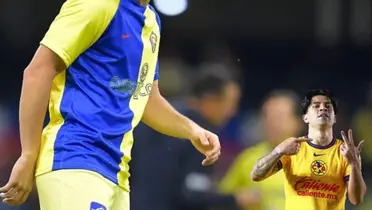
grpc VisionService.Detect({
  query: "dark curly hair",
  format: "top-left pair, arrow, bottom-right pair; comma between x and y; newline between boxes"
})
300,89 -> 338,115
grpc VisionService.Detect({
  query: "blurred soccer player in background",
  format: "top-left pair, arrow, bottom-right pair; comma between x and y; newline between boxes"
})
251,89 -> 366,210
130,69 -> 250,210
219,90 -> 302,210
0,0 -> 221,209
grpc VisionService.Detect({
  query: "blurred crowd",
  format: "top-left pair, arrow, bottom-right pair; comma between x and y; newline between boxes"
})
0,49 -> 371,210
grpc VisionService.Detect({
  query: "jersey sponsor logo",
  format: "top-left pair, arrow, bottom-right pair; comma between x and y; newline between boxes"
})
294,177 -> 340,200
109,76 -> 137,95
132,63 -> 153,100
313,153 -> 325,157
109,63 -> 153,98
122,34 -> 131,39
310,160 -> 328,176
150,31 -> 158,53
90,201 -> 107,210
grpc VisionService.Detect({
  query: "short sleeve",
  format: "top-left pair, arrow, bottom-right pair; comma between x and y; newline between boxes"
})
280,155 -> 291,170
40,0 -> 118,67
154,62 -> 160,80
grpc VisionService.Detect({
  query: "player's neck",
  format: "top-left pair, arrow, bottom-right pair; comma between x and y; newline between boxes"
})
138,0 -> 150,5
307,128 -> 333,146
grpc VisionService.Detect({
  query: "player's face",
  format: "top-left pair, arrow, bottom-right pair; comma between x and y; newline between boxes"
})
303,95 -> 336,128
263,97 -> 301,141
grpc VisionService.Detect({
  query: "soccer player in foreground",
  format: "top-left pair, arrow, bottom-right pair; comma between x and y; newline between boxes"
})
251,89 -> 366,210
0,0 -> 221,209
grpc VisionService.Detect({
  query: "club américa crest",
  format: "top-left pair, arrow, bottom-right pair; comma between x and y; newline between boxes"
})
310,160 -> 328,176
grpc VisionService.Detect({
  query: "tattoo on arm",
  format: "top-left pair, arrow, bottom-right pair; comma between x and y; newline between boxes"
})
251,150 -> 283,181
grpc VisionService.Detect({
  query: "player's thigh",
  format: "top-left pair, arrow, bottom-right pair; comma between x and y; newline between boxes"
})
111,188 -> 130,210
36,169 -> 116,210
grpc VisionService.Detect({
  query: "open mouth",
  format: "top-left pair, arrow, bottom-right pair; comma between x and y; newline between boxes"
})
318,113 -> 329,118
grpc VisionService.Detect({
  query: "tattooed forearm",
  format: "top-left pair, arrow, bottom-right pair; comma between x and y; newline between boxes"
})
251,150 -> 283,181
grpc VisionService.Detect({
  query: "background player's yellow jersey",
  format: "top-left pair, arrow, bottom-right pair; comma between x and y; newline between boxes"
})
280,138 -> 350,210
219,142 -> 285,210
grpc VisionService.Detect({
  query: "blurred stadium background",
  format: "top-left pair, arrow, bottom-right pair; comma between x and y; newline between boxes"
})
0,0 -> 371,209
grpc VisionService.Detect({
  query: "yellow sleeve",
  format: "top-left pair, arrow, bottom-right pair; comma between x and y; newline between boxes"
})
219,149 -> 256,193
41,0 -> 118,67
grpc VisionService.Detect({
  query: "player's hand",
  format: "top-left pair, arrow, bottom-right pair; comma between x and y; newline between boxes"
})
189,127 -> 221,166
0,155 -> 35,205
340,129 -> 364,167
274,137 -> 312,156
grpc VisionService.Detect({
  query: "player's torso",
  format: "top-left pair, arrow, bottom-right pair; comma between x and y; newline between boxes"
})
37,0 -> 161,190
66,0 -> 161,132
283,139 -> 348,210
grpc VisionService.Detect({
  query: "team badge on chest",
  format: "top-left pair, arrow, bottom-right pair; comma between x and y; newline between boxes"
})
310,160 -> 328,176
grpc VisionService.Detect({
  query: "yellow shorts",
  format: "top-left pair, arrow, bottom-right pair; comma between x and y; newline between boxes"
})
36,170 -> 129,210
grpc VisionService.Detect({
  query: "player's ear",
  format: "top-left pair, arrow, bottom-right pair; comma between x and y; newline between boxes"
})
302,114 -> 308,123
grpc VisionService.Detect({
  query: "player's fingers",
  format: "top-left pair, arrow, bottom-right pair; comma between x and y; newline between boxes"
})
18,190 -> 30,205
202,159 -> 210,166
2,187 -> 18,199
199,133 -> 210,147
206,135 -> 220,158
3,192 -> 25,206
357,140 -> 365,152
0,182 -> 13,193
4,190 -> 24,206
14,189 -> 28,205
348,129 -> 355,146
0,183 -> 14,198
202,145 -> 220,166
206,150 -> 220,160
341,131 -> 350,147
202,156 -> 219,166
202,160 -> 209,166
18,191 -> 29,205
206,150 -> 221,162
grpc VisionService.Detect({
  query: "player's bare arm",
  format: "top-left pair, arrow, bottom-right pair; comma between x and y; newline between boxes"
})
251,137 -> 311,182
19,45 -> 65,158
340,129 -> 366,205
250,150 -> 283,182
0,45 -> 65,205
142,81 -> 221,166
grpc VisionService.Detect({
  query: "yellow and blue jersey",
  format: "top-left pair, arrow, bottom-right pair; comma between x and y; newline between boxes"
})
35,0 -> 161,191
